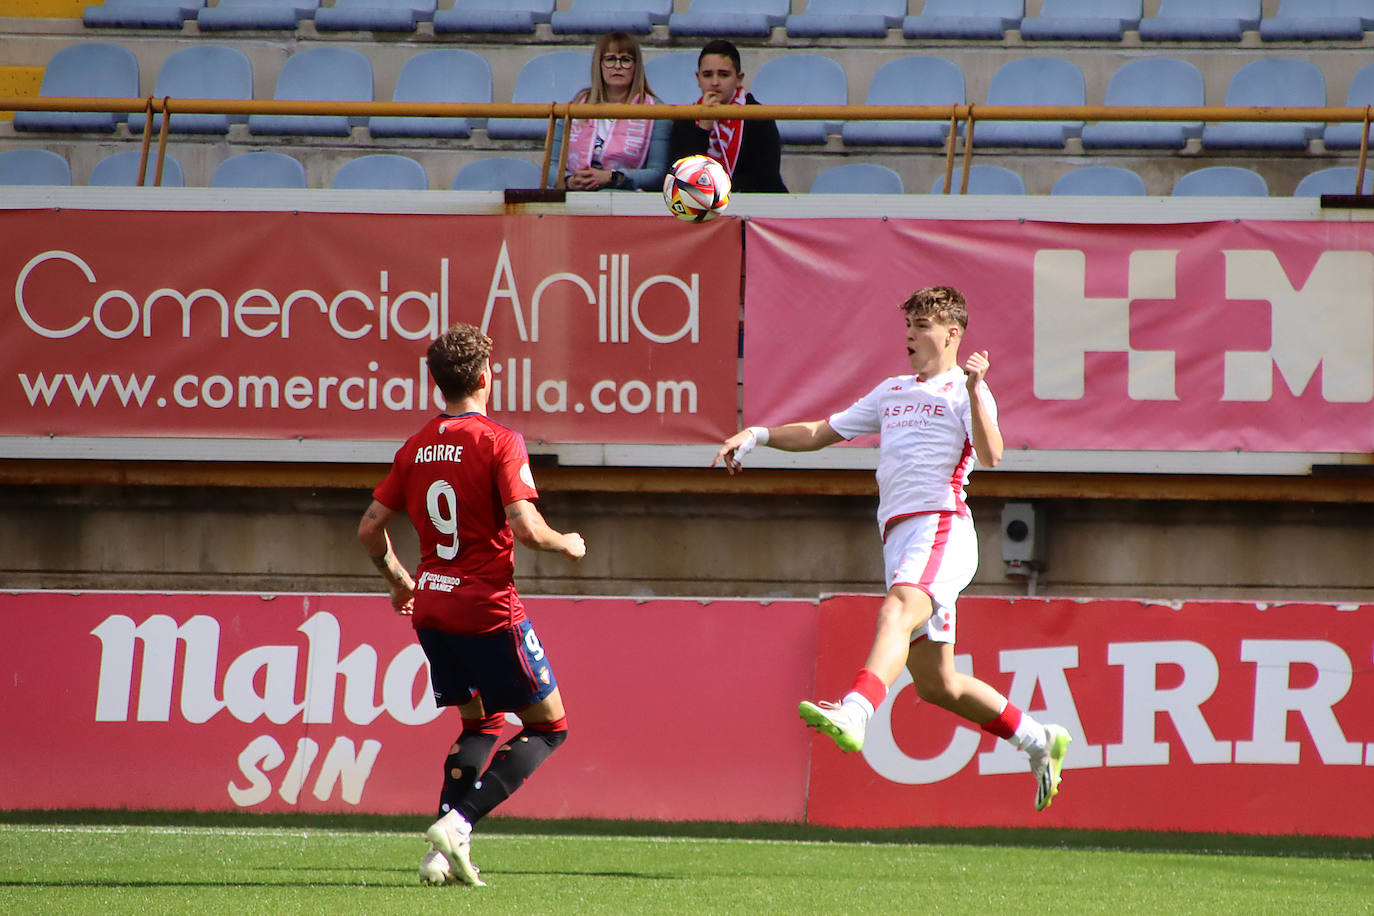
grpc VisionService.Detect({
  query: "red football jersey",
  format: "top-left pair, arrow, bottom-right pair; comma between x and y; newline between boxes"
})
373,411 -> 539,635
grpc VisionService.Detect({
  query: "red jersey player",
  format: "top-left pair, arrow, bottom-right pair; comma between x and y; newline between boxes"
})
358,322 -> 585,888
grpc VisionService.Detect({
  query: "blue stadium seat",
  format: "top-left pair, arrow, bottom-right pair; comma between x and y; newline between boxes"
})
197,0 -> 320,29
668,0 -> 787,37
1260,0 -> 1374,41
128,45 -> 252,136
749,54 -> 848,145
786,0 -> 905,38
973,58 -> 1084,149
0,149 -> 72,185
550,0 -> 671,35
451,157 -> 542,191
1019,0 -> 1141,40
841,56 -> 964,147
903,0 -> 1023,39
13,44 -> 139,133
1051,166 -> 1147,196
1080,58 -> 1204,150
332,154 -> 430,190
89,150 -> 186,187
370,49 -> 491,139
809,163 -> 903,194
434,0 -> 553,33
1323,62 -> 1374,150
249,48 -> 373,137
1201,59 -> 1325,150
487,51 -> 590,140
1138,0 -> 1260,41
210,152 -> 307,189
1171,166 -> 1268,197
929,165 -> 1025,195
83,0 -> 205,28
644,51 -> 701,106
1293,167 -> 1374,196
315,0 -> 435,30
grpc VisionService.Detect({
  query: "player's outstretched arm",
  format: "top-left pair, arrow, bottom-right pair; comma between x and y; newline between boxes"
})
713,420 -> 843,474
506,500 -> 586,560
357,499 -> 416,615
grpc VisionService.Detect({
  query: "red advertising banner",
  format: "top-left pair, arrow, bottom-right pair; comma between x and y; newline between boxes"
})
806,595 -> 1374,836
744,219 -> 1374,452
0,211 -> 739,444
0,592 -> 817,821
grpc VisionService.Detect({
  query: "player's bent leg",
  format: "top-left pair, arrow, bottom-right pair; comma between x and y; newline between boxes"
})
862,586 -> 934,685
454,696 -> 569,828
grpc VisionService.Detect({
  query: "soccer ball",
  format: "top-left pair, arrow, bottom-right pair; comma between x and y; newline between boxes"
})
663,155 -> 731,223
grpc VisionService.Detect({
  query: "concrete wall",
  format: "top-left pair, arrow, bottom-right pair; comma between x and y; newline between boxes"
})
5,482 -> 1374,603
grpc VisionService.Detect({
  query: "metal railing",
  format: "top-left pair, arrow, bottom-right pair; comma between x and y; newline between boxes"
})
2,96 -> 1371,194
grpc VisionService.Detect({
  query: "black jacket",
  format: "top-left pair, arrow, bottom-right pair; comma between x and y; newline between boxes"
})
667,93 -> 788,193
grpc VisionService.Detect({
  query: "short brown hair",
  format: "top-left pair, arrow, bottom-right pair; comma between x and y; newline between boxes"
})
427,323 -> 492,401
900,286 -> 967,331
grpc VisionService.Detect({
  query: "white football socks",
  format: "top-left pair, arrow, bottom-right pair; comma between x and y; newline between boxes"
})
840,692 -> 875,727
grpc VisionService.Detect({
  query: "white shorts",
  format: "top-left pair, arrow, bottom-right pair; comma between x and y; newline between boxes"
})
883,511 -> 978,645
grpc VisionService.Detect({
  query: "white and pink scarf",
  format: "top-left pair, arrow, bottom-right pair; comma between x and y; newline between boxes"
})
702,86 -> 747,176
566,93 -> 657,173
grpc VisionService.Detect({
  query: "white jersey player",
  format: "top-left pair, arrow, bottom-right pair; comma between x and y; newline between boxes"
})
714,285 -> 1071,812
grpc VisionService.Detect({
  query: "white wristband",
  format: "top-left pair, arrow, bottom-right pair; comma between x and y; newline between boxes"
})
747,425 -> 770,447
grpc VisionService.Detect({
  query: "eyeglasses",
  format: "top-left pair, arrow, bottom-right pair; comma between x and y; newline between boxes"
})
601,55 -> 636,69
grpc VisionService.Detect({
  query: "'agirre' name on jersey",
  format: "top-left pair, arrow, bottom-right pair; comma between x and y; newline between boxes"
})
828,366 -> 999,534
373,412 -> 538,635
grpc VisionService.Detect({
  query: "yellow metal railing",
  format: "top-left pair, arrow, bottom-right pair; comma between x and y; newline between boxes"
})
2,97 -> 1370,194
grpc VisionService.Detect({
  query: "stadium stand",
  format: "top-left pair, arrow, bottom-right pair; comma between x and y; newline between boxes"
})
82,0 -> 205,29
1051,165 -> 1147,196
549,0 -> 671,35
667,0 -> 787,38
841,56 -> 963,148
784,0 -> 905,39
1293,166 -> 1374,196
13,43 -> 138,133
1018,0 -> 1140,41
644,51 -> 700,105
930,165 -> 1026,195
749,54 -> 847,145
433,0 -> 553,34
314,0 -> 436,32
1172,166 -> 1269,196
197,0 -> 320,30
249,47 -> 373,138
0,148 -> 73,185
1137,0 -> 1261,42
486,50 -> 590,140
127,45 -> 252,136
902,0 -> 1023,40
332,153 -> 429,190
89,149 -> 186,186
1260,0 -> 1374,41
368,49 -> 491,139
1322,61 -> 1374,150
972,57 -> 1084,149
1079,58 -> 1204,150
1201,58 -> 1326,151
809,162 -> 903,194
451,156 -> 542,190
210,151 -> 308,188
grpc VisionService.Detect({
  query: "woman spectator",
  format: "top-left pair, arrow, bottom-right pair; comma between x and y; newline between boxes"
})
549,32 -> 669,191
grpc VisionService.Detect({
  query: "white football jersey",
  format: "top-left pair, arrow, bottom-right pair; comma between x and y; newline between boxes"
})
828,366 -> 998,534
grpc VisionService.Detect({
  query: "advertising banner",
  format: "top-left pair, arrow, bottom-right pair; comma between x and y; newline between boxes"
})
744,219 -> 1374,453
0,592 -> 817,822
0,211 -> 740,444
805,595 -> 1374,836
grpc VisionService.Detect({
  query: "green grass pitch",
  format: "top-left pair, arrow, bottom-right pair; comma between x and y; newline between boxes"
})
2,814 -> 1371,915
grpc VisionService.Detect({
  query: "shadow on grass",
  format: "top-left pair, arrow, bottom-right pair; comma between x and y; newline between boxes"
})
2,809 -> 1369,861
